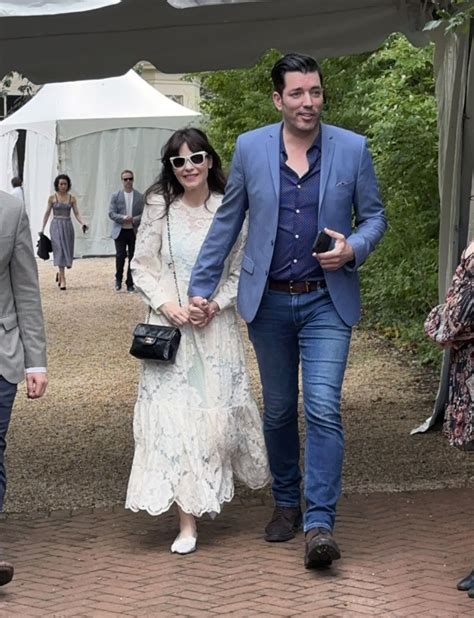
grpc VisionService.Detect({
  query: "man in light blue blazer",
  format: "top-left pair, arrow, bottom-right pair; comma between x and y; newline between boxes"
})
188,53 -> 386,568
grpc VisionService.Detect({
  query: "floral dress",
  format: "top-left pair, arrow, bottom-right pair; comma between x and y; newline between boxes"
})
424,250 -> 474,448
125,192 -> 270,516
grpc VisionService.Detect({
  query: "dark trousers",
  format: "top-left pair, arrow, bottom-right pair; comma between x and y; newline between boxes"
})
114,228 -> 136,287
0,377 -> 17,511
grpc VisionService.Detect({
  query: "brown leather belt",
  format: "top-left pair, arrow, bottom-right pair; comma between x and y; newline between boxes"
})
268,279 -> 326,294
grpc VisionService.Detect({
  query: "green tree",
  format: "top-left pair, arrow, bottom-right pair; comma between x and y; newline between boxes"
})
191,35 -> 440,364
323,37 -> 439,363
196,49 -> 281,166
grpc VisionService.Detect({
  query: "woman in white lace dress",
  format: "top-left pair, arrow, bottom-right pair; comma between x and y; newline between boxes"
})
126,128 -> 270,554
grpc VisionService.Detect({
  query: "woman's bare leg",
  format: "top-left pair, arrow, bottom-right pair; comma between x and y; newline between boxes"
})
59,267 -> 66,289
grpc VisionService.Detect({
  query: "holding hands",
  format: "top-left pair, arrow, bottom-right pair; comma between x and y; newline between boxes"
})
188,297 -> 220,328
160,302 -> 190,327
160,299 -> 220,328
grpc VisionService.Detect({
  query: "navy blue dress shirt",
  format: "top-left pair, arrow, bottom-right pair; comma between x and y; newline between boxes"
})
269,130 -> 323,281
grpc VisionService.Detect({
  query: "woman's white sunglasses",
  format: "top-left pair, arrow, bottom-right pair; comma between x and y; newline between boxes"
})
169,151 -> 208,169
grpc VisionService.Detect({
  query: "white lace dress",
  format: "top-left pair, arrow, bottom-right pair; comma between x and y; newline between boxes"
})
125,192 -> 270,517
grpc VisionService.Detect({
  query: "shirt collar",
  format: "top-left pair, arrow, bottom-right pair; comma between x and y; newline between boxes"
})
280,127 -> 322,156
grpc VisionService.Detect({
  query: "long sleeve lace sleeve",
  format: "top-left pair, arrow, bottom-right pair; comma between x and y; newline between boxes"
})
212,217 -> 248,311
131,194 -> 174,312
424,252 -> 474,347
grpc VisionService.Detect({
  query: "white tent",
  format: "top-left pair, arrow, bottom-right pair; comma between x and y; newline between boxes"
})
0,69 -> 200,255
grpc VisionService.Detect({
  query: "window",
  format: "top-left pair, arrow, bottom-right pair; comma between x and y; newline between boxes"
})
167,94 -> 184,105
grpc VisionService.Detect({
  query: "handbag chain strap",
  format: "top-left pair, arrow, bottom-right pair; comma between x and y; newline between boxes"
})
146,209 -> 182,324
166,211 -> 182,307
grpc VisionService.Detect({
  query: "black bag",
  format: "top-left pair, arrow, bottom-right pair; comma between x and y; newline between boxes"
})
130,323 -> 181,363
130,213 -> 182,363
36,232 -> 52,260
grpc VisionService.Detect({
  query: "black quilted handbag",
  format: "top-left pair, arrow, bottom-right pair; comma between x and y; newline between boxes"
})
130,323 -> 181,363
129,213 -> 182,364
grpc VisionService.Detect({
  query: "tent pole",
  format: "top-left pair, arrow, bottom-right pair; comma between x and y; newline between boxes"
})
411,20 -> 473,435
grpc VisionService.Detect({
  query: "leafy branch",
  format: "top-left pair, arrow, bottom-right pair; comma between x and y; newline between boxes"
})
424,1 -> 474,34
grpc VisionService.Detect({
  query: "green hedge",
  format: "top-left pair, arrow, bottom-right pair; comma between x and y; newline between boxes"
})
192,36 -> 442,366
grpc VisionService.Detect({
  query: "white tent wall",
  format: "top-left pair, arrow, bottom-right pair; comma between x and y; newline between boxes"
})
0,130 -> 18,193
23,129 -> 57,246
0,70 -> 200,254
60,126 -> 179,256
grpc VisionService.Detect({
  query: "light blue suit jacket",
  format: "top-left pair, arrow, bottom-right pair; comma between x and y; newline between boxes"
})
189,122 -> 386,326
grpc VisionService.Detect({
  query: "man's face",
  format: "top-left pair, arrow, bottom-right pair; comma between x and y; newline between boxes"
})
272,71 -> 323,135
122,173 -> 134,191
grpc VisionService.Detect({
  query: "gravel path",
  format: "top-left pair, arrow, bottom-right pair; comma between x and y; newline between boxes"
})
5,258 -> 474,514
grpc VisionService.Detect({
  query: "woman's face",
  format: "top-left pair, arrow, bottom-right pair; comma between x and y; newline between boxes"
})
58,179 -> 69,193
172,142 -> 212,193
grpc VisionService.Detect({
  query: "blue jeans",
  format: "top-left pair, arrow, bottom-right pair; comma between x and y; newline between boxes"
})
247,286 -> 352,532
0,377 -> 16,512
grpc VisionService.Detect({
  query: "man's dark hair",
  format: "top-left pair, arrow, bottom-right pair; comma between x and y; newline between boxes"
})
11,176 -> 22,188
271,53 -> 324,95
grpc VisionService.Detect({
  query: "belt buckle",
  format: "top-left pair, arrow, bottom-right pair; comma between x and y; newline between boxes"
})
289,280 -> 296,295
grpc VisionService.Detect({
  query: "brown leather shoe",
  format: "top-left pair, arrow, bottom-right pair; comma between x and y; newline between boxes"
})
264,506 -> 302,542
0,560 -> 14,586
304,527 -> 341,569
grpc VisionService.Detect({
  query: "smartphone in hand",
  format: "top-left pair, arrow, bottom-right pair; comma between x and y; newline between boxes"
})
312,230 -> 332,253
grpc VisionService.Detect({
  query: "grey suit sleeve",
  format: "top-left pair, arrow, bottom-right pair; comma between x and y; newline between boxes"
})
10,205 -> 47,369
132,192 -> 144,226
108,191 -> 125,223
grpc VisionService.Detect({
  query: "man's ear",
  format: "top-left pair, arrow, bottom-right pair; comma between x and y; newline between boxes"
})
272,91 -> 282,111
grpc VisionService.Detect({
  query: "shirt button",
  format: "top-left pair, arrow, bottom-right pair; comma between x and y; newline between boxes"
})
297,184 -> 301,189
296,209 -> 300,214
293,259 -> 298,263
295,234 -> 299,239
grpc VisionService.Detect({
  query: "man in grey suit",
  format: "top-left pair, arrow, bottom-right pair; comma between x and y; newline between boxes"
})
108,170 -> 144,292
0,191 -> 48,585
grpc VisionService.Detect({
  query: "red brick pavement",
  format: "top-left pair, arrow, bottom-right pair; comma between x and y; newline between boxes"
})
0,488 -> 472,616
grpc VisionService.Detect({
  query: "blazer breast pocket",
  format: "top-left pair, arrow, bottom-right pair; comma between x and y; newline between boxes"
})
335,179 -> 355,189
334,179 -> 355,201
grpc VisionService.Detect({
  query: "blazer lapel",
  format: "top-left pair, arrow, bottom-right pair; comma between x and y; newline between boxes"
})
319,124 -> 335,211
266,123 -> 281,200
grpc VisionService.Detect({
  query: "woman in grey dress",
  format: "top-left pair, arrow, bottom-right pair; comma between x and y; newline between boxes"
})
41,174 -> 88,290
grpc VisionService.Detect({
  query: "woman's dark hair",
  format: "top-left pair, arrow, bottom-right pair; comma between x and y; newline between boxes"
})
54,173 -> 72,191
145,128 -> 226,213
271,53 -> 324,95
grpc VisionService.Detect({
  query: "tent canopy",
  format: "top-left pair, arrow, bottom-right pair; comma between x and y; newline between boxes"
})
0,0 -> 431,83
0,69 -> 199,141
0,69 -> 199,255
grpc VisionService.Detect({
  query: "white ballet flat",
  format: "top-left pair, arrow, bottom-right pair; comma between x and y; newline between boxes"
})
170,534 -> 197,555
